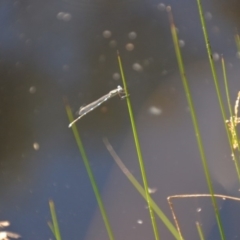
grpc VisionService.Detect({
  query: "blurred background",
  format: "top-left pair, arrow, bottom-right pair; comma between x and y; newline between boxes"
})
1,0 -> 240,239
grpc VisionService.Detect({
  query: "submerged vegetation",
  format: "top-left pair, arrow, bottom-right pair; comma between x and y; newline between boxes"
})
48,0 -> 240,239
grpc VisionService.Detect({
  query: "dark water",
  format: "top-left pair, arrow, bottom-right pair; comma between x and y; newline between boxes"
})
1,0 -> 240,239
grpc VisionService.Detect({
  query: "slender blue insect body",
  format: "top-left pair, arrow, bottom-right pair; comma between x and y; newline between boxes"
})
68,85 -> 126,127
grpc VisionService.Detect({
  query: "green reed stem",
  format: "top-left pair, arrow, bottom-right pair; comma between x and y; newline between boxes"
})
196,222 -> 205,240
222,57 -> 240,157
48,221 -> 57,239
103,138 -> 182,240
197,0 -> 240,183
49,200 -> 62,240
222,57 -> 233,122
117,51 -> 160,240
167,6 -> 225,240
235,34 -> 240,53
65,101 -> 115,240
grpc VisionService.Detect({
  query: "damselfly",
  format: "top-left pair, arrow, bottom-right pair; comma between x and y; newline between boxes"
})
69,85 -> 127,127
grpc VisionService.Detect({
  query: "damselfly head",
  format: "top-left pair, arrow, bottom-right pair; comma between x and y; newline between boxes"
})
117,86 -> 127,98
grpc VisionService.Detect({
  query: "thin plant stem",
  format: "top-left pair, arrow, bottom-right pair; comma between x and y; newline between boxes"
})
49,200 -> 62,240
222,57 -> 233,118
64,99 -> 115,240
167,194 -> 184,240
235,34 -> 240,53
222,57 -> 240,155
48,221 -> 57,239
117,51 -> 160,240
167,6 -> 225,240
196,0 -> 240,183
168,194 -> 240,240
196,222 -> 205,240
103,138 -> 182,240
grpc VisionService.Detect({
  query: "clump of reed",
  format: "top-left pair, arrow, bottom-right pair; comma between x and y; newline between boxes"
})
49,1 -> 240,239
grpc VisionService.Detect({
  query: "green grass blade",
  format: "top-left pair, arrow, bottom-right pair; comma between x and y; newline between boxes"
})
196,222 -> 205,240
196,0 -> 240,182
167,6 -> 225,240
117,51 -> 160,240
49,200 -> 62,240
103,138 -> 182,240
64,100 -> 115,240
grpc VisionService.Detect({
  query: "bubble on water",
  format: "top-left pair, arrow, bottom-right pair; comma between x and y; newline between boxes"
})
109,40 -> 117,48
25,39 -> 32,46
19,33 -> 25,40
57,12 -> 72,21
33,142 -> 40,150
179,39 -> 185,48
16,62 -> 23,69
26,5 -> 32,12
99,54 -> 106,63
213,52 -> 220,61
112,72 -> 120,81
157,3 -> 166,11
125,43 -> 134,51
149,106 -> 162,116
212,26 -> 220,34
222,197 -> 226,200
62,13 -> 72,22
143,59 -> 151,67
57,12 -> 65,20
0,232 -> 7,239
196,208 -> 201,212
148,187 -> 157,194
29,86 -> 36,94
0,221 -> 10,227
132,63 -> 143,72
14,1 -> 19,7
161,70 -> 168,75
137,219 -> 143,224
128,31 -> 137,40
102,30 -> 112,38
205,12 -> 212,21
63,64 -> 69,71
